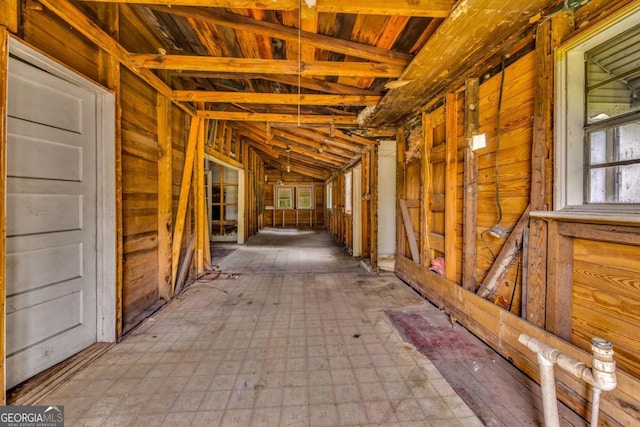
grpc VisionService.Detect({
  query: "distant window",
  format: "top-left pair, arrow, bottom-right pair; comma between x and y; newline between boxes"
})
275,185 -> 293,209
297,186 -> 314,209
556,8 -> 640,212
345,171 -> 352,214
326,182 -> 333,210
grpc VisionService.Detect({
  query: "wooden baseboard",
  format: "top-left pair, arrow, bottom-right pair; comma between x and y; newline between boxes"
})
7,342 -> 114,406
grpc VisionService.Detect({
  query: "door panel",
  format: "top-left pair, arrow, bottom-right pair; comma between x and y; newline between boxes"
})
5,58 -> 98,388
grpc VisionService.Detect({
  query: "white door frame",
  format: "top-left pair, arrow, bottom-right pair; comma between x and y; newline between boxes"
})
205,155 -> 245,244
8,37 -> 117,343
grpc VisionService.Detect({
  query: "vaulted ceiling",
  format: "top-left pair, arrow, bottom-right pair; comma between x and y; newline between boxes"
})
67,0 -> 564,179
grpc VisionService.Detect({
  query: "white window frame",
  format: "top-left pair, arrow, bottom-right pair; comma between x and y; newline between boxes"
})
555,4 -> 640,215
275,185 -> 294,209
296,185 -> 314,210
326,182 -> 333,210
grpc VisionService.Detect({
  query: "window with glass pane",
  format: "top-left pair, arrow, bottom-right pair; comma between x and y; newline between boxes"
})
585,23 -> 640,204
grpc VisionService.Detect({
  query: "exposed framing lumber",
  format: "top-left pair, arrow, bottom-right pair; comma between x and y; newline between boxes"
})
463,79 -> 479,291
0,0 -> 18,33
0,27 -> 8,405
399,199 -> 420,264
148,5 -> 413,66
395,255 -> 640,427
129,55 -> 404,78
38,0 -> 195,117
198,111 -> 358,125
444,93 -> 457,282
463,149 -> 478,291
77,0 -> 454,17
174,91 -> 381,106
171,117 -> 200,292
205,144 -> 243,170
544,220 -> 573,341
420,113 -> 431,268
477,205 -> 531,299
157,96 -> 173,301
173,72 -> 380,96
526,12 -> 574,327
195,118 -> 205,274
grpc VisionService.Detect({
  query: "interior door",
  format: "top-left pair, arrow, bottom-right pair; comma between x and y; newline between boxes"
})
5,57 -> 98,388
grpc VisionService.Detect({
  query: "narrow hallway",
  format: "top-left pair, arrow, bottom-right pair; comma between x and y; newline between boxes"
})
43,229 -> 481,426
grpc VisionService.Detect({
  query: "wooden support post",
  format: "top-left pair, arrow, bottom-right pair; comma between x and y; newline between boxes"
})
526,13 -> 574,327
0,27 -> 9,405
396,129 -> 406,259
463,78 -> 479,291
420,112 -> 431,268
545,220 -> 574,341
196,113 -> 205,274
171,117 -> 200,293
445,93 -> 458,282
399,200 -> 420,264
157,94 -> 173,301
97,4 -> 122,337
477,205 -> 531,299
0,0 -> 19,33
369,145 -> 378,269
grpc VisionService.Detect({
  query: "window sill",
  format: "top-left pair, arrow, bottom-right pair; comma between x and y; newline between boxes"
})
530,210 -> 640,226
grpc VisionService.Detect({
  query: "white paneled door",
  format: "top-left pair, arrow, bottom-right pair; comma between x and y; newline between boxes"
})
5,57 -> 98,388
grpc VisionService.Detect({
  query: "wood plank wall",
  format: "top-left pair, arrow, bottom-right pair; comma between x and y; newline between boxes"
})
393,1 -> 640,423
264,169 -> 324,228
18,4 -> 193,337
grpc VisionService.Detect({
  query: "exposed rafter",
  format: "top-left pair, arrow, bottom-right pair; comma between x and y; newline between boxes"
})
129,55 -> 404,77
198,111 -> 358,125
174,91 -> 381,106
171,72 -> 381,95
75,0 -> 455,17
147,5 -> 413,66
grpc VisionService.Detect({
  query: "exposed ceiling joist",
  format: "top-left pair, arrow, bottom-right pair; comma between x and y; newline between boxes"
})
147,5 -> 413,66
364,0 -> 561,127
198,111 -> 358,125
172,72 -> 381,95
129,54 -> 404,77
174,91 -> 381,106
76,0 -> 454,17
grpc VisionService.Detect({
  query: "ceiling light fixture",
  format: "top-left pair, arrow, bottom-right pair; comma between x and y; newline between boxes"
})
285,145 -> 292,173
304,0 -> 316,7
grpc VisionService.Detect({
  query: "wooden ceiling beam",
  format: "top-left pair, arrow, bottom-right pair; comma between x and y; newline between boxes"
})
172,72 -> 381,96
174,91 -> 381,106
199,111 -> 358,125
147,5 -> 412,66
76,1 -> 454,17
129,54 -> 404,77
38,0 -> 196,116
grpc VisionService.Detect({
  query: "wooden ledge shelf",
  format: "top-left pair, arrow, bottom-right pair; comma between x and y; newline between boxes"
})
530,210 -> 640,227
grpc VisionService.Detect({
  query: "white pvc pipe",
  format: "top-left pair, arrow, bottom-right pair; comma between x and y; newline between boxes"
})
519,334 -> 617,426
537,352 -> 560,427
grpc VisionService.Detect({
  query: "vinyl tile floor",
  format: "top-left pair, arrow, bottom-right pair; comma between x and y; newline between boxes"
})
43,229 -> 482,426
